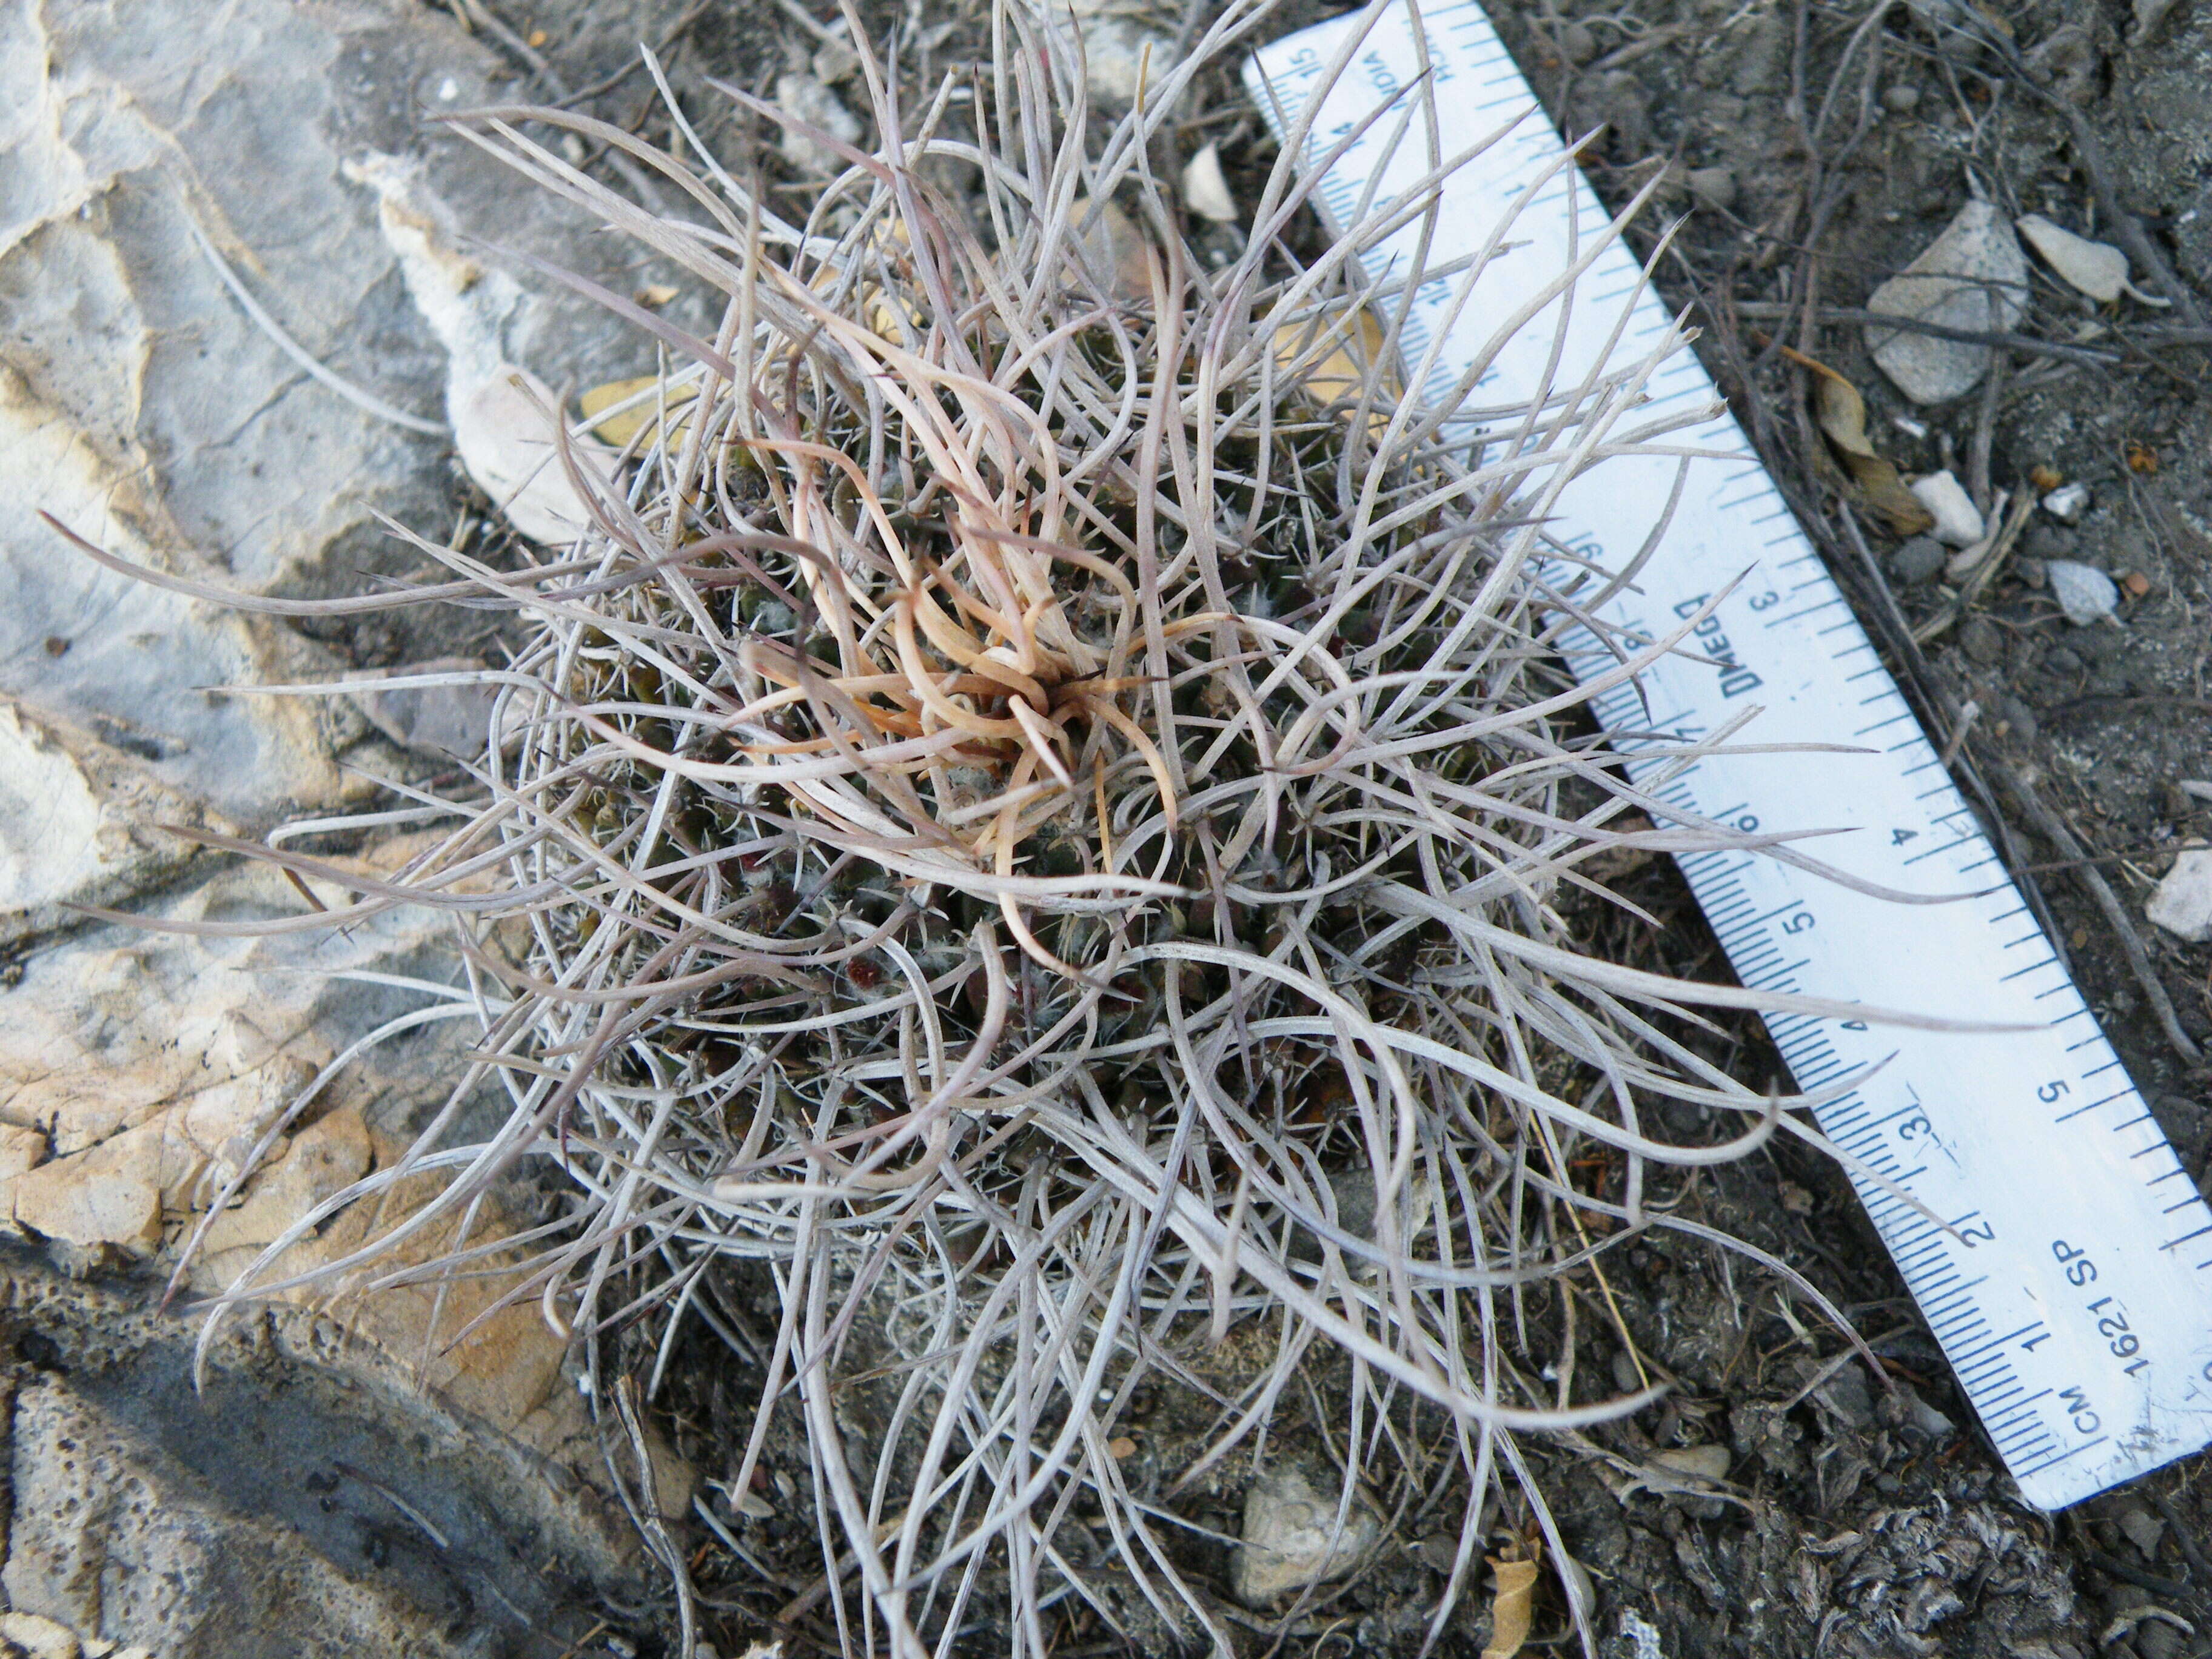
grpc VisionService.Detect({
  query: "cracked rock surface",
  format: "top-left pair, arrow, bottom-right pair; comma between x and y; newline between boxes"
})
0,1 -> 708,1651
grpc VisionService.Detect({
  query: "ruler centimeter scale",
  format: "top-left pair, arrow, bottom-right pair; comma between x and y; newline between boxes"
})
1247,0 -> 2212,1509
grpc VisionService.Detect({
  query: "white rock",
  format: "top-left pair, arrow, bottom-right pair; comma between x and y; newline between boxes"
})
1865,200 -> 2029,404
1052,2 -> 1179,106
344,659 -> 499,760
452,368 -> 612,548
2046,558 -> 2119,625
0,698 -> 221,945
2147,849 -> 2212,944
0,1612 -> 82,1659
1181,143 -> 1237,223
2042,481 -> 2091,523
345,153 -> 615,547
2116,1502 -> 2167,1559
1651,1444 -> 1732,1483
773,72 -> 863,180
1230,1464 -> 1380,1604
1909,469 -> 1985,546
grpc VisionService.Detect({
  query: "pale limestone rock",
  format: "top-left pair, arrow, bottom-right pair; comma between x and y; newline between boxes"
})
0,0 -> 665,943
774,71 -> 864,180
1908,469 -> 1985,547
0,697 -> 223,946
1182,142 -> 1237,223
0,856 -> 440,1159
1865,201 -> 2028,404
0,1611 -> 84,1659
343,153 -> 615,546
1047,0 -> 1179,106
197,1107 -> 369,1255
2147,849 -> 2212,944
1230,1464 -> 1381,1604
344,659 -> 501,759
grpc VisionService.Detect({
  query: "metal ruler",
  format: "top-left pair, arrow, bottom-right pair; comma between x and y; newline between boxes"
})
1247,0 -> 2212,1509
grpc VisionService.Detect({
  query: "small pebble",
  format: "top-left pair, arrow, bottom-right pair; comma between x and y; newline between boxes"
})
1911,470 -> 1985,546
2043,645 -> 2083,676
2042,480 -> 2092,523
1558,21 -> 1598,63
1181,142 -> 1238,224
1890,535 -> 1947,585
1960,616 -> 2003,665
2046,559 -> 2119,625
2123,570 -> 2153,597
2023,522 -> 2075,560
2018,556 -> 2048,588
41,636 -> 67,657
1880,82 -> 1921,112
2028,463 -> 2063,491
1684,166 -> 1737,212
2147,848 -> 2212,943
2116,1502 -> 2167,1559
1652,1444 -> 1731,1483
1997,694 -> 2039,745
1108,1436 -> 1138,1459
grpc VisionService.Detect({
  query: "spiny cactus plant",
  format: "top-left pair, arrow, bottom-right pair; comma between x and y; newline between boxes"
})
56,1 -> 1897,1652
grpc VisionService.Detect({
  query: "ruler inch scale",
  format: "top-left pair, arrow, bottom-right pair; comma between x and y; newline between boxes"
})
1246,0 -> 2212,1510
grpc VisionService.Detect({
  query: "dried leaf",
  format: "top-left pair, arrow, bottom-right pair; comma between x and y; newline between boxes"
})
580,375 -> 698,451
2016,214 -> 2167,307
1273,307 -> 1400,429
1799,355 -> 1937,536
1067,196 -> 1154,304
1482,1554 -> 1541,1659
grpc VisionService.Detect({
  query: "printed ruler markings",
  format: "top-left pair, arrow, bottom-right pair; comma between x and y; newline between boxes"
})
1248,0 -> 2212,1510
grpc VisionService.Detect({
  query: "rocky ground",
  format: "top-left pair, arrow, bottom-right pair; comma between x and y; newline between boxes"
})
4,0 -> 2212,1655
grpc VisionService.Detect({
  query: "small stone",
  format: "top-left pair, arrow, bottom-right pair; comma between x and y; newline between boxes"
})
773,72 -> 863,180
2023,522 -> 2075,559
1107,1436 -> 1137,1460
0,1613 -> 82,1659
1230,1465 -> 1380,1604
1181,143 -> 1237,224
1558,21 -> 1598,64
1997,694 -> 2039,745
1684,167 -> 1737,213
1055,6 -> 1178,106
2019,557 -> 2048,589
1960,616 -> 2003,666
41,637 -> 67,659
2123,570 -> 2153,597
1890,535 -> 1948,585
344,659 -> 498,759
1881,83 -> 1921,112
1651,1444 -> 1731,1483
2042,481 -> 2093,524
1910,470 -> 1985,546
2116,1502 -> 2166,1559
1815,1365 -> 1875,1426
2046,559 -> 2120,625
1611,1349 -> 1643,1393
2146,848 -> 2212,943
1865,201 -> 2029,404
